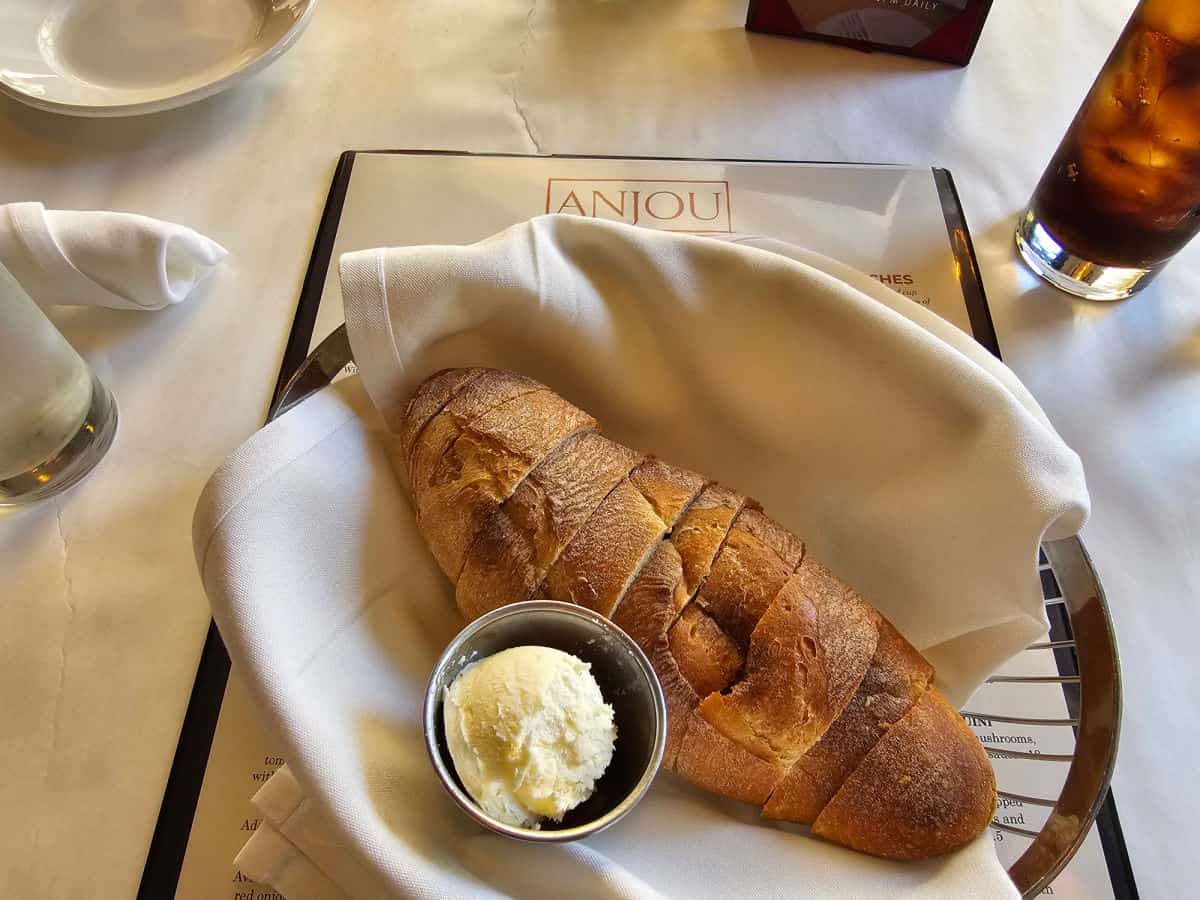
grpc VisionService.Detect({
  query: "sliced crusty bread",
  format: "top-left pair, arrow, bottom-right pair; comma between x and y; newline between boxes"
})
669,604 -> 744,698
666,504 -> 810,802
612,485 -> 743,769
672,528 -> 859,811
789,559 -> 882,741
611,541 -> 697,767
628,458 -> 705,527
737,506 -> 805,571
455,432 -> 641,621
763,618 -> 934,823
692,516 -> 799,648
668,609 -> 795,806
399,367 -> 485,465
669,485 -> 747,600
673,713 -> 782,806
417,388 -> 596,582
812,689 -> 997,860
537,477 -> 664,616
407,370 -> 543,504
538,460 -> 701,618
666,507 -> 801,703
698,559 -> 879,770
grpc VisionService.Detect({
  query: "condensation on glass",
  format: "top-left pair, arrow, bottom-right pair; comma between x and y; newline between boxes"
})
1018,1 -> 1200,300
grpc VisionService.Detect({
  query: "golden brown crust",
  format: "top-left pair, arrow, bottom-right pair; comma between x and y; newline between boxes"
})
699,559 -> 879,769
406,370 -> 541,494
611,485 -> 746,770
763,618 -> 934,822
538,477 -> 665,616
399,367 -> 485,465
736,507 -> 805,571
668,506 -> 816,795
538,459 -> 702,619
455,432 -> 640,621
812,689 -> 997,860
665,508 -> 802,714
670,604 -> 744,698
673,713 -> 782,806
628,458 -> 705,527
611,542 -> 696,768
791,559 -> 882,733
669,485 -> 746,599
693,517 -> 797,648
416,388 -> 596,581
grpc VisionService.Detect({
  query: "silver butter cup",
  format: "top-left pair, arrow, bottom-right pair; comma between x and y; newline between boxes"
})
423,600 -> 667,842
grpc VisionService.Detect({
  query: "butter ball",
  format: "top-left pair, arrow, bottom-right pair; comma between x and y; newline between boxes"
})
443,645 -> 617,828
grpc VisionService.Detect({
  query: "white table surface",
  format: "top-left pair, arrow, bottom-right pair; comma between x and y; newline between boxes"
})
0,2 -> 1194,898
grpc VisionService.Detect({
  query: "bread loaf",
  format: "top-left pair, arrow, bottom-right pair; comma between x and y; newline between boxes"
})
403,368 -> 996,859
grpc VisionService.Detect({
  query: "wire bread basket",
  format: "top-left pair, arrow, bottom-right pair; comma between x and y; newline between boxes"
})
967,538 -> 1122,897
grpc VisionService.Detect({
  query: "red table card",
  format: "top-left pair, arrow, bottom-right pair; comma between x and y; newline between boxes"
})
747,0 -> 994,66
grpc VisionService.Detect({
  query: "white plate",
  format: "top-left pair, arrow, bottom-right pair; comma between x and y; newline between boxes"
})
0,0 -> 317,117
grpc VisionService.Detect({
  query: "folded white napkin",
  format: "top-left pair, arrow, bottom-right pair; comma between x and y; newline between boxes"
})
0,201 -> 226,310
237,766 -> 358,900
195,217 -> 1089,899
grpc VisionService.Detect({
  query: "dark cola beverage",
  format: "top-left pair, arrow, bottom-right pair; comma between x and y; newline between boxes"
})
1018,2 -> 1200,299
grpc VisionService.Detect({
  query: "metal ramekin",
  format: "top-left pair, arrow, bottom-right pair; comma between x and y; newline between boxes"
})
423,600 -> 667,842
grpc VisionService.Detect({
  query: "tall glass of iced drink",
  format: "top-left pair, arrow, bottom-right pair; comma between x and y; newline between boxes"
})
1017,2 -> 1200,300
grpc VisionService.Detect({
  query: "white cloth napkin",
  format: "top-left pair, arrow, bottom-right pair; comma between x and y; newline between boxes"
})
195,216 -> 1089,899
341,215 -> 1088,700
198,379 -> 1020,900
237,766 -> 356,900
0,201 -> 226,310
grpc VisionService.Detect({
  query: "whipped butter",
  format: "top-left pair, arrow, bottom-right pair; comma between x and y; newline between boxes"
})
443,645 -> 616,828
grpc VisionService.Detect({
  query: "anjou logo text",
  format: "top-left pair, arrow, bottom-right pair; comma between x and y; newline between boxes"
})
545,179 -> 732,233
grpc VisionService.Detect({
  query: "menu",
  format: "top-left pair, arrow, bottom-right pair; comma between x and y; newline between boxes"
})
144,153 -> 1135,899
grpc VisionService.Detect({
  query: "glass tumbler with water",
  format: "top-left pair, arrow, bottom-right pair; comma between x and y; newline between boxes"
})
0,261 -> 117,506
1017,1 -> 1200,300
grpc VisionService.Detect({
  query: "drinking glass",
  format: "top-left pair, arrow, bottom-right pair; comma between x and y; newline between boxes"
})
0,261 -> 117,506
1017,1 -> 1200,300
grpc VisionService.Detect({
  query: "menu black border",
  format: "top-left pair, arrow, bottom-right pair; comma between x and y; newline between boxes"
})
138,150 -> 1137,900
136,150 -> 357,900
